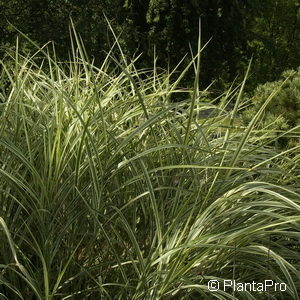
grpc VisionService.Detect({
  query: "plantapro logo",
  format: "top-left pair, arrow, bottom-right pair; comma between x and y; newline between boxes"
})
208,279 -> 287,293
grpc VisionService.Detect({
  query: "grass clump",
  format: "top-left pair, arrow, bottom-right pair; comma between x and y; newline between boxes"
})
0,30 -> 300,299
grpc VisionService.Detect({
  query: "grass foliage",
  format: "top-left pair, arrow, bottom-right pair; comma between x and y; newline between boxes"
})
0,27 -> 300,299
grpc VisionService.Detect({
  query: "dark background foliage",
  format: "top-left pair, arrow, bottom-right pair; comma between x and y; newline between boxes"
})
1,0 -> 300,91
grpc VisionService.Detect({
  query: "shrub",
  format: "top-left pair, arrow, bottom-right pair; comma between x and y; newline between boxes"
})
241,68 -> 300,148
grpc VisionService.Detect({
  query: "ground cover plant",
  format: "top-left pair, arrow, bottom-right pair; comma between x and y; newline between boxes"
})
0,28 -> 300,299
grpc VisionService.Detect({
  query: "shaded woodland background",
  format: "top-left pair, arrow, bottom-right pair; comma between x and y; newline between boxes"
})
1,0 -> 300,91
